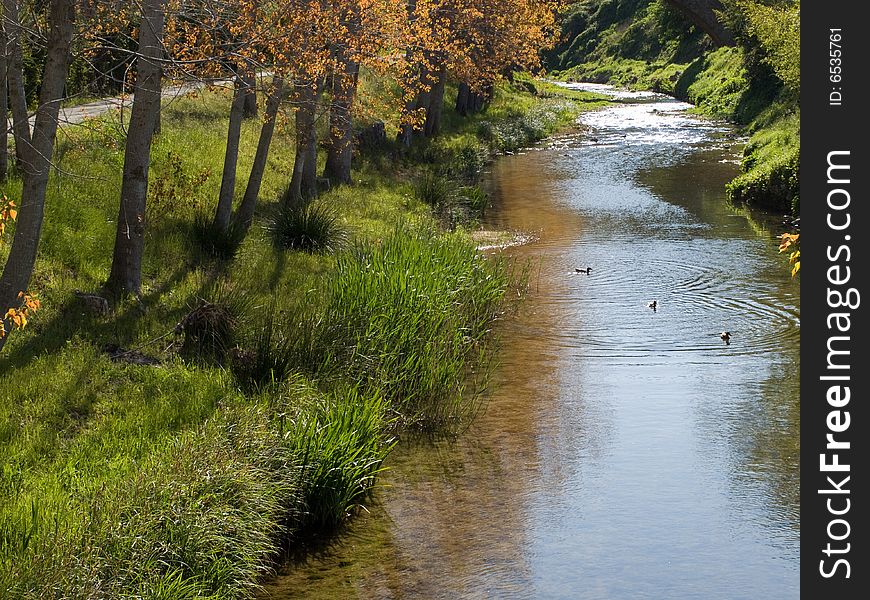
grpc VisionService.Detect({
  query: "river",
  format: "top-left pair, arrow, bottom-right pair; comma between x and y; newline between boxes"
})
260,84 -> 801,599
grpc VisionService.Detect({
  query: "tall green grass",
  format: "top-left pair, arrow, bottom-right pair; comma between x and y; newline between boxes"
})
1,379 -> 392,598
318,227 -> 512,429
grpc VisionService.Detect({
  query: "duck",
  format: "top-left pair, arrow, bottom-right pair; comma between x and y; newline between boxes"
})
647,300 -> 657,310
720,331 -> 731,344
575,267 -> 592,274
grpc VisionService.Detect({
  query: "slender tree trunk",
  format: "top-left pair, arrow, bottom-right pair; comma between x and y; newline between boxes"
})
241,61 -> 257,118
234,76 -> 283,234
0,18 -> 8,182
455,81 -> 470,117
397,0 -> 418,147
397,94 -> 416,147
323,55 -> 358,187
5,0 -> 27,169
301,114 -> 318,199
423,64 -> 446,137
105,0 -> 165,298
213,75 -> 246,232
1,0 -> 73,288
288,79 -> 320,205
0,0 -> 76,342
287,82 -> 312,206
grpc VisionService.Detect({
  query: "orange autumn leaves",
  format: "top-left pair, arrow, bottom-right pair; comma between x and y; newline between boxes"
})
779,232 -> 800,277
1,195 -> 41,339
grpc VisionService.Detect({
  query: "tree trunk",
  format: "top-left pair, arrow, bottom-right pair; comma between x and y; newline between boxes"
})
287,79 -> 320,206
212,76 -> 246,232
396,0 -> 418,147
397,95 -> 416,147
423,65 -> 446,138
0,0 -> 75,325
105,0 -> 165,298
234,76 -> 283,234
323,55 -> 359,187
5,0 -> 28,170
0,18 -> 8,182
241,61 -> 257,118
455,81 -> 470,117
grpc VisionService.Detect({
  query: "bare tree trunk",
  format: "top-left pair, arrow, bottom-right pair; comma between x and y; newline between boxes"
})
105,0 -> 165,298
301,109 -> 318,199
397,94 -> 416,147
213,75 -> 246,232
0,0 -> 76,345
5,0 -> 28,170
423,64 -> 446,138
455,81 -> 470,117
287,79 -> 320,205
0,17 -> 8,182
241,61 -> 257,118
234,76 -> 283,233
284,82 -> 315,204
323,55 -> 358,187
397,0 -> 418,148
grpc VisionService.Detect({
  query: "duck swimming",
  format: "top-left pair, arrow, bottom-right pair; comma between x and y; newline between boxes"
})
575,267 -> 592,274
647,300 -> 657,310
720,331 -> 731,344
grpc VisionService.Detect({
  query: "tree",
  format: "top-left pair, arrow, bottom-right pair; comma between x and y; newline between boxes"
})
0,11 -> 8,182
233,75 -> 284,233
0,0 -> 76,344
105,0 -> 166,298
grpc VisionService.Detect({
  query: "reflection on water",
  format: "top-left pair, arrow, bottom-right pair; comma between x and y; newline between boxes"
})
261,85 -> 800,599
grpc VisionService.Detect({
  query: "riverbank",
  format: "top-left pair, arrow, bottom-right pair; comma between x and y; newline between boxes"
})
0,77 -> 604,597
554,46 -> 798,215
545,0 -> 799,216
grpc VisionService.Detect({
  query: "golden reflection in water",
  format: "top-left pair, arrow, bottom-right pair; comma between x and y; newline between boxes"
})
261,96 -> 799,599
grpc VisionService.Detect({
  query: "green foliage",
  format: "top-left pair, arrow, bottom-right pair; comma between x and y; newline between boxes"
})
279,386 -> 394,532
547,0 -> 710,87
0,71 -> 579,596
725,0 -> 800,94
318,228 -> 512,430
415,170 -> 453,207
742,1 -> 800,92
270,202 -> 348,254
192,210 -> 247,260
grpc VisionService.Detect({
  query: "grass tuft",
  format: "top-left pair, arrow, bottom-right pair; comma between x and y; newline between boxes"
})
270,202 -> 348,253
191,210 -> 246,260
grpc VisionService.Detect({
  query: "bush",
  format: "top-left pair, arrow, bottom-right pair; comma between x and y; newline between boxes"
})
278,385 -> 394,532
177,283 -> 249,363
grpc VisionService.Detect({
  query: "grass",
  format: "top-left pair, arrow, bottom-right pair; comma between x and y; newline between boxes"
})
270,201 -> 348,253
0,70 -> 594,597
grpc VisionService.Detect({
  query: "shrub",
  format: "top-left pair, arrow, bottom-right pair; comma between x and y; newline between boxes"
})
278,385 -> 394,532
318,228 -> 511,429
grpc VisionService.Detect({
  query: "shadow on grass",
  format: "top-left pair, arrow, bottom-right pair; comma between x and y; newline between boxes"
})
0,261 -> 229,372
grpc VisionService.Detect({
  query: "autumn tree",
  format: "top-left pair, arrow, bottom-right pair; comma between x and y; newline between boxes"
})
321,0 -> 404,185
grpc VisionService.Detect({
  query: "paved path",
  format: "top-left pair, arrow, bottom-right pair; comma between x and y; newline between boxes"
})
9,78 -> 230,135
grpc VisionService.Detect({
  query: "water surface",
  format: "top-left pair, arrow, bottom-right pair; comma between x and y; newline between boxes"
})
261,85 -> 800,599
